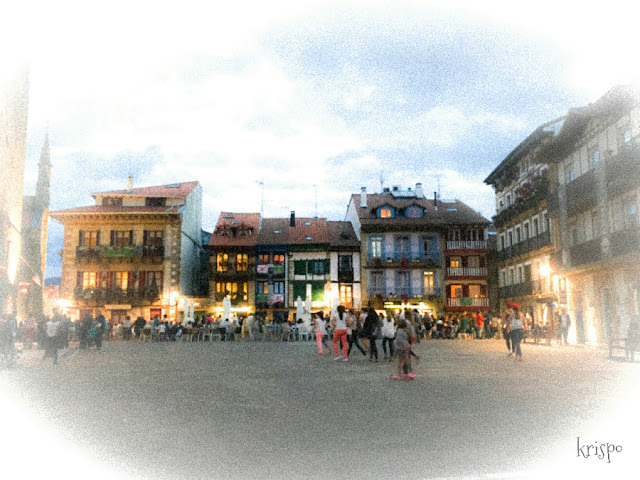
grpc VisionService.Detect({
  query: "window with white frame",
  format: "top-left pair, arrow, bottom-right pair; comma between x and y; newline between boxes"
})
523,222 -> 530,240
517,265 -> 524,284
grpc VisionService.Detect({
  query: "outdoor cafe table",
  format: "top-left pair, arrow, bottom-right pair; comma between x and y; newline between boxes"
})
262,324 -> 280,340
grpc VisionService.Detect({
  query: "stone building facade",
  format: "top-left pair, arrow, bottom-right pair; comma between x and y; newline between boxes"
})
545,85 -> 640,345
50,180 -> 203,323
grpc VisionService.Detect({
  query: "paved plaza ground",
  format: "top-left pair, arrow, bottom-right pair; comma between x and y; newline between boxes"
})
1,337 -> 638,480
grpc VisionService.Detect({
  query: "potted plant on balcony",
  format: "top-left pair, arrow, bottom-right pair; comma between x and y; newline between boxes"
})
73,286 -> 84,300
143,284 -> 160,300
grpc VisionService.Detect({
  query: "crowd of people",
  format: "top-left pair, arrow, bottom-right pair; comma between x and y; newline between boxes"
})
1,303 -> 581,371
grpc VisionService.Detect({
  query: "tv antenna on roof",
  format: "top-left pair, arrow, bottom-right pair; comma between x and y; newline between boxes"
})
256,180 -> 264,218
313,184 -> 318,219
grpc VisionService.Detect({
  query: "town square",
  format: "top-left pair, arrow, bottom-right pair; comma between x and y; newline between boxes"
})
2,1 -> 640,479
1,334 -> 638,479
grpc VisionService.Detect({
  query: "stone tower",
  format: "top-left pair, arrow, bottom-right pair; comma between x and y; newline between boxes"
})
17,133 -> 51,320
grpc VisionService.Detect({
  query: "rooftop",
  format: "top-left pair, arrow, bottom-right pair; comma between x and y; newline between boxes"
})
92,181 -> 199,199
351,192 -> 489,227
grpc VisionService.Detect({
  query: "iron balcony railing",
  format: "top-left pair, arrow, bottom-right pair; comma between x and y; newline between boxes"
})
447,297 -> 489,307
73,285 -> 161,302
368,287 -> 441,298
446,267 -> 487,277
445,240 -> 488,250
76,245 -> 165,260
497,230 -> 551,262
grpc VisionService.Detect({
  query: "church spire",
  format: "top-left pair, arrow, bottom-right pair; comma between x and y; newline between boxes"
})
35,129 -> 51,209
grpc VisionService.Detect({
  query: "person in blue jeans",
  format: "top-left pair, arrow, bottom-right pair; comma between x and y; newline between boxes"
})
508,304 -> 525,361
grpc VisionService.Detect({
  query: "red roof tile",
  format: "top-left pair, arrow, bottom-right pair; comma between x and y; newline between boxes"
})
209,212 -> 261,247
92,181 -> 199,198
288,217 -> 329,244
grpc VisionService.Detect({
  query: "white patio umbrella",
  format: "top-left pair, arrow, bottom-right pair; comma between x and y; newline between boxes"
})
304,292 -> 312,328
223,296 -> 231,320
296,296 -> 304,322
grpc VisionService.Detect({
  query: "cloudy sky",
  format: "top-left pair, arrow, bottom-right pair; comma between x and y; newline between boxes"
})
6,0 -> 639,278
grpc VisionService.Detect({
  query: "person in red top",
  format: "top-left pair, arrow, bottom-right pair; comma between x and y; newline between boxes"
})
475,312 -> 484,339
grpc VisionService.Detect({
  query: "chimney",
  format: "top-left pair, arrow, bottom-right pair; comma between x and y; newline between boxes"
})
415,182 -> 423,198
127,176 -> 133,194
290,210 -> 295,227
434,191 -> 438,211
360,187 -> 367,208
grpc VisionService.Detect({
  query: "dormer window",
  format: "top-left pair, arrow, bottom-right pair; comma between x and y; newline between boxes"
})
145,197 -> 166,207
102,197 -> 123,206
377,206 -> 394,218
405,205 -> 423,218
304,221 -> 312,226
306,236 -> 313,241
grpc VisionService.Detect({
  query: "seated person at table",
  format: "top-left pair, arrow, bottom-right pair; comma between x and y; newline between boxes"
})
219,318 -> 231,340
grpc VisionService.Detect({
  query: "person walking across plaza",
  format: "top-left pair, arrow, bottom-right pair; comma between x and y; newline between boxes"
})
475,312 -> 484,339
381,313 -> 395,360
508,303 -> 524,361
314,312 -> 328,355
331,305 -> 350,361
502,311 -> 512,355
42,315 -> 60,365
392,319 -> 411,380
559,310 -> 571,345
363,307 -> 379,362
347,310 -> 367,358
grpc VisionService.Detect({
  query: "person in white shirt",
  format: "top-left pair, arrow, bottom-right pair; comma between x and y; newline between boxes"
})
314,312 -> 328,355
381,313 -> 396,360
330,305 -> 350,361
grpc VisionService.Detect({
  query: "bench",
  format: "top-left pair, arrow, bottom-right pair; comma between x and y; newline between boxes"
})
608,336 -> 639,362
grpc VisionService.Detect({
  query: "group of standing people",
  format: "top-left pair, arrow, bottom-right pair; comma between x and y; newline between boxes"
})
312,306 -> 420,380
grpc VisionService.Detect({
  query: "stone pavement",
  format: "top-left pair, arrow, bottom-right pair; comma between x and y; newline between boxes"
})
1,338 -> 638,480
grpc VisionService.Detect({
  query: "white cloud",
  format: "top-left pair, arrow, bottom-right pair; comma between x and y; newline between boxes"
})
397,105 -> 527,149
